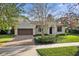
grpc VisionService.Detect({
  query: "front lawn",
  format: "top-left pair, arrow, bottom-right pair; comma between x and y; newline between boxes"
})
0,35 -> 13,43
57,35 -> 79,43
37,46 -> 79,56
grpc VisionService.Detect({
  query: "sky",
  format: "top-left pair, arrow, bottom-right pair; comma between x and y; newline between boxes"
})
21,3 -> 79,20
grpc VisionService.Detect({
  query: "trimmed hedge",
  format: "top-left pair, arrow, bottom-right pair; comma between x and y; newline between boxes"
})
35,35 -> 56,44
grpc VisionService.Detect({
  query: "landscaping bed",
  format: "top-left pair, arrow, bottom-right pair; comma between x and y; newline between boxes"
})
37,46 -> 79,56
34,34 -> 79,44
34,35 -> 56,44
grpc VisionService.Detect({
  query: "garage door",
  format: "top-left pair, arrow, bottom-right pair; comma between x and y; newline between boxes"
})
18,29 -> 33,35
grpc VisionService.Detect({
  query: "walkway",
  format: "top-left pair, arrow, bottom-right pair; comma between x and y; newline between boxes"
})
36,42 -> 79,49
2,39 -> 34,46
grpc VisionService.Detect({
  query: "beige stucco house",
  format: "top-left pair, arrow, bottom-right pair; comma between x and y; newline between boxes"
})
15,17 -> 65,35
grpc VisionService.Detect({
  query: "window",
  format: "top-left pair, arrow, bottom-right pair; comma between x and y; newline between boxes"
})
57,26 -> 62,32
38,28 -> 41,32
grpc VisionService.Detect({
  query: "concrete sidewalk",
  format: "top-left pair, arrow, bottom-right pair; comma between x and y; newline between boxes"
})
36,42 -> 79,49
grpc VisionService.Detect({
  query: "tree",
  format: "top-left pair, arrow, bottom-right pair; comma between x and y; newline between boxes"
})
26,3 -> 54,37
57,4 -> 79,35
0,3 -> 23,31
63,3 -> 79,29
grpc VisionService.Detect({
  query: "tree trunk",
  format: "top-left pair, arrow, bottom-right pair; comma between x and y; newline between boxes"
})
65,27 -> 68,36
41,23 -> 45,38
11,26 -> 15,34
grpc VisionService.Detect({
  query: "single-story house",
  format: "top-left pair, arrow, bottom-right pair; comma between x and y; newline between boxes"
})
15,17 -> 65,35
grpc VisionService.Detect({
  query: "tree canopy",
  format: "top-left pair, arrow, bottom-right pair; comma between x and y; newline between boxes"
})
0,3 -> 23,30
25,3 -> 54,36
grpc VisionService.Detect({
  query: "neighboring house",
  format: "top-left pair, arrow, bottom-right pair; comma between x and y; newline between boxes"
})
15,17 -> 65,35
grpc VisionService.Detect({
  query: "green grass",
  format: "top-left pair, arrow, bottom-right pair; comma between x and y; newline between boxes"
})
37,46 -> 79,56
0,35 -> 13,43
57,35 -> 79,43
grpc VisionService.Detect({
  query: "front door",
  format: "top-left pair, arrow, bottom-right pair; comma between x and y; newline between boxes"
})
49,27 -> 52,34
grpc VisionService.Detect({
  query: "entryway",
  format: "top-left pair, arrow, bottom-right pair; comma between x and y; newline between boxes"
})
49,27 -> 52,34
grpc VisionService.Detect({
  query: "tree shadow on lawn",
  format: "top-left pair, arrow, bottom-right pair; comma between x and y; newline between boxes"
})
75,47 -> 79,56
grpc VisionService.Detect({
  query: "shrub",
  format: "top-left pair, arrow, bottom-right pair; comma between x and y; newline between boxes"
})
34,34 -> 41,36
0,30 -> 8,34
35,35 -> 56,44
68,29 -> 79,34
56,36 -> 65,43
34,34 -> 48,37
